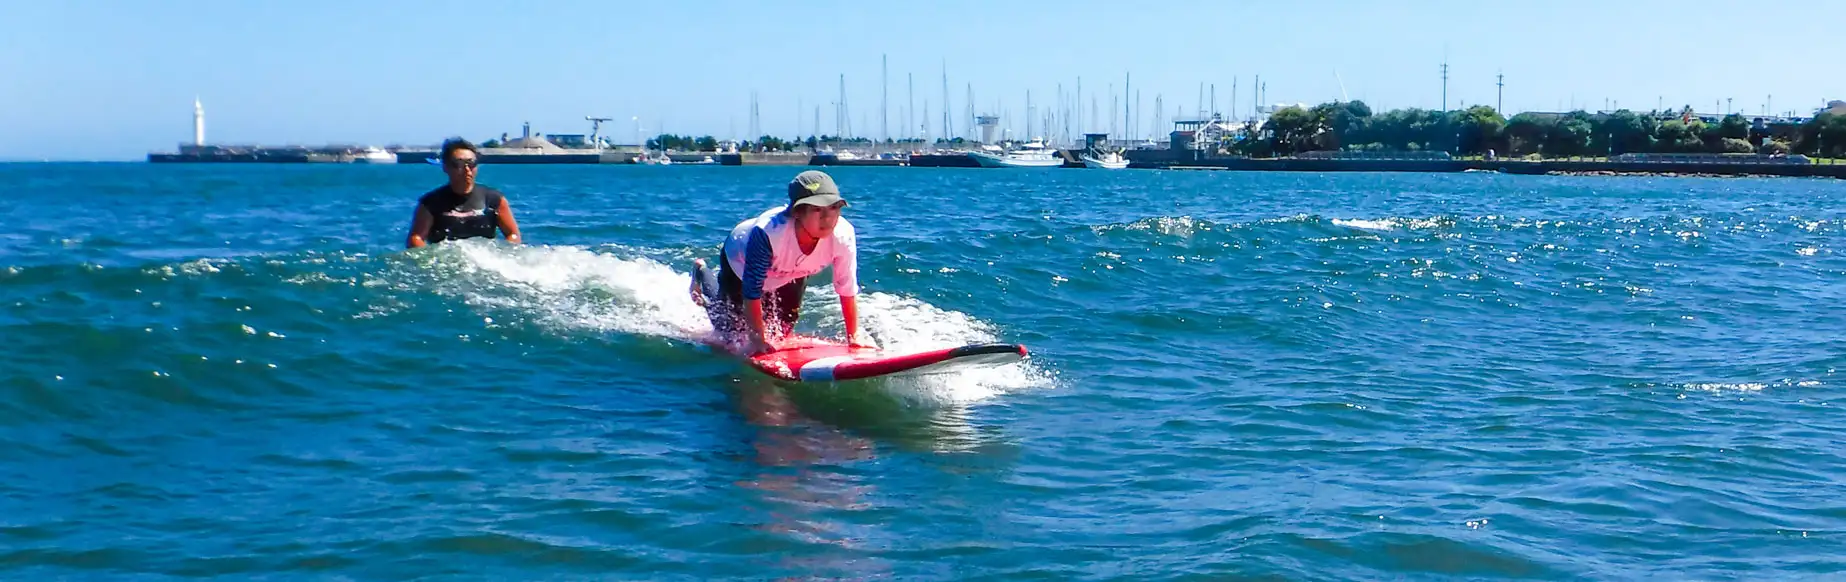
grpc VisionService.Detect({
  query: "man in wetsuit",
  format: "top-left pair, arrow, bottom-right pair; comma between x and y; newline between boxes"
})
406,138 -> 523,248
691,170 -> 876,355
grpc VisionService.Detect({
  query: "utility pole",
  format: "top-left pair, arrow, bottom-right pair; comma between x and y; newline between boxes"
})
1441,60 -> 1449,112
1496,72 -> 1504,113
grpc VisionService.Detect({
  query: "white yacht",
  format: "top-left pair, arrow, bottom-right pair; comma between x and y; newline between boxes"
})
967,139 -> 1065,168
353,146 -> 396,164
818,147 -> 861,161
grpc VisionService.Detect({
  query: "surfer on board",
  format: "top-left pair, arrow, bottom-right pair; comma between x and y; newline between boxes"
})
690,170 -> 876,355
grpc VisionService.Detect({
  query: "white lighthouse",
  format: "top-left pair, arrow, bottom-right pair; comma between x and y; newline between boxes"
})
193,97 -> 205,146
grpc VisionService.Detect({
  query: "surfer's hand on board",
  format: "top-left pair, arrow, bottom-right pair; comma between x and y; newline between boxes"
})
688,259 -> 708,306
849,331 -> 879,350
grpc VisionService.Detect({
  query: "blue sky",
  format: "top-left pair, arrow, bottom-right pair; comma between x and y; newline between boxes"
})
3,0 -> 1840,160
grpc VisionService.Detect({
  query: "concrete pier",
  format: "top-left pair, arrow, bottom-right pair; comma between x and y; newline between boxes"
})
147,140 -> 1846,179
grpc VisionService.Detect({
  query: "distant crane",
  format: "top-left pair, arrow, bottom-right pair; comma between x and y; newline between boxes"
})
586,116 -> 613,149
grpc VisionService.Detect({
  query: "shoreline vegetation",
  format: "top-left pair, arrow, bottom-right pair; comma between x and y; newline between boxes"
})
1215,101 -> 1845,160
615,102 -> 1846,162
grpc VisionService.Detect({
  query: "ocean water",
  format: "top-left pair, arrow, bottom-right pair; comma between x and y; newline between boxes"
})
2,162 -> 1844,580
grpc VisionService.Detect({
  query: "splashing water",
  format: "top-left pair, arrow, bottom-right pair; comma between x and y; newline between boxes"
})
419,240 -> 713,341
411,240 -> 1050,404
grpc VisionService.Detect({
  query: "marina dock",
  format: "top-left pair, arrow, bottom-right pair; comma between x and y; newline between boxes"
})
148,144 -> 1846,178
146,101 -> 1846,178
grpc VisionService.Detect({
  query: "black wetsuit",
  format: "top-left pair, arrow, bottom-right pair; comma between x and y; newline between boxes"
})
418,185 -> 505,244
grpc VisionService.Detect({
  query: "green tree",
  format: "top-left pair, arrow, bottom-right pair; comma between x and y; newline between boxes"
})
1454,105 -> 1506,156
1655,120 -> 1703,153
1230,122 -> 1274,157
1718,114 -> 1751,140
1504,113 -> 1552,157
1263,105 -> 1322,155
1559,115 -> 1594,156
1795,112 -> 1846,157
1361,108 -> 1440,151
1220,100 -> 1821,159
751,135 -> 790,152
1719,138 -> 1754,153
1597,110 -> 1655,155
1309,100 -> 1372,150
648,134 -> 702,151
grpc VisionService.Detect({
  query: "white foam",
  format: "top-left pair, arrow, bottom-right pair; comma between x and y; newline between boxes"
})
1333,216 -> 1452,231
1682,382 -> 1768,392
426,240 -> 714,342
423,241 -> 1050,404
1677,379 -> 1825,392
1332,218 -> 1396,231
803,288 -> 1052,405
1094,215 -> 1205,238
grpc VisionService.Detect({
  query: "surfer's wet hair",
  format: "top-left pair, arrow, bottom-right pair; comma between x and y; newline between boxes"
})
440,138 -> 480,164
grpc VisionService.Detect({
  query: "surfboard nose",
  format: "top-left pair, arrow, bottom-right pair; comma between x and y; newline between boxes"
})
947,343 -> 1028,359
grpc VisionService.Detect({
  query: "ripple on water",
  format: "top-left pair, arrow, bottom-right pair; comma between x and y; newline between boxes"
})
3,167 -> 1845,578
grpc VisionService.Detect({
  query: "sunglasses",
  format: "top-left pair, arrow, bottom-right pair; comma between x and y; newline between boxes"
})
445,158 -> 479,169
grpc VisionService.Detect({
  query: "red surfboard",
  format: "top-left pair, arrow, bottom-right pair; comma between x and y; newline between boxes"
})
732,335 -> 1029,382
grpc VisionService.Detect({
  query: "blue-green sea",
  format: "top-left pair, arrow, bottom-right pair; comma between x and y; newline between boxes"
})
3,162 -> 1843,580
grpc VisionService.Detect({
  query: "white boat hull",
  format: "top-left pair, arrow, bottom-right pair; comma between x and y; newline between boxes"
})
968,151 -> 1065,168
1081,156 -> 1130,169
353,149 -> 396,164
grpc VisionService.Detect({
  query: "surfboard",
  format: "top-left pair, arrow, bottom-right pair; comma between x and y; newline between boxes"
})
686,259 -> 1027,382
732,335 -> 1029,382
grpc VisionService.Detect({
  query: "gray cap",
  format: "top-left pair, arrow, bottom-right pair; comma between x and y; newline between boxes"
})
787,170 -> 847,208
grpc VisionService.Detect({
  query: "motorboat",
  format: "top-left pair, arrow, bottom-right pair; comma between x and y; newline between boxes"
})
353,146 -> 396,164
967,139 -> 1065,168
1080,147 -> 1130,169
